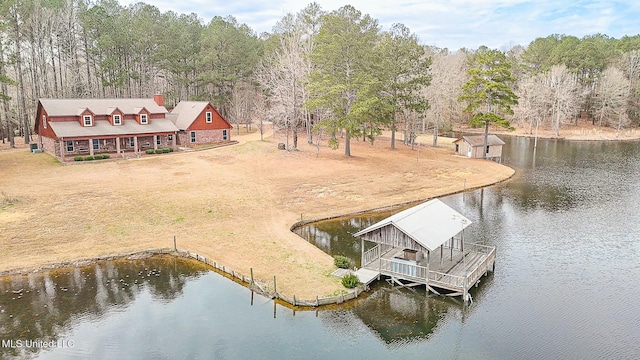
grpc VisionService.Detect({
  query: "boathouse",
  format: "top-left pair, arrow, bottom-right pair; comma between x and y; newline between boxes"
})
353,199 -> 495,302
453,134 -> 505,162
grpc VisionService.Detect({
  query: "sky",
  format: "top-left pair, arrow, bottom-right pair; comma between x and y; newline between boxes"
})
117,0 -> 640,50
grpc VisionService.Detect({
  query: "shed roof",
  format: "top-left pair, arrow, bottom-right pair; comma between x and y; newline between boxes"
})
454,134 -> 505,147
353,198 -> 471,252
49,119 -> 178,139
39,98 -> 168,116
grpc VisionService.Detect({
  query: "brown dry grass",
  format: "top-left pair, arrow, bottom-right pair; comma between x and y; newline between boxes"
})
0,129 -> 513,299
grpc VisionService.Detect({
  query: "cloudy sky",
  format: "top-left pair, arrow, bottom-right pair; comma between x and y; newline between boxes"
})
117,0 -> 639,50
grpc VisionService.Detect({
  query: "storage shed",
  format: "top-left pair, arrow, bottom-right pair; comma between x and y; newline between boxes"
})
453,134 -> 505,162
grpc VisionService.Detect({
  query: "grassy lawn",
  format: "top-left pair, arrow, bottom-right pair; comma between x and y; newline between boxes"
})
0,132 -> 514,299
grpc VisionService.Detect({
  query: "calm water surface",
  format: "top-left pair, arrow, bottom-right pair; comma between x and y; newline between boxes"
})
1,137 -> 639,359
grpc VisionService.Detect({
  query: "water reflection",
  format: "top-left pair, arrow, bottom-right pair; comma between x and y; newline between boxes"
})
0,255 -> 209,359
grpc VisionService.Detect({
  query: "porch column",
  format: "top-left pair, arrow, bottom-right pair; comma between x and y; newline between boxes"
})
172,132 -> 177,150
89,139 -> 94,156
116,137 -> 121,156
133,136 -> 138,153
153,135 -> 158,150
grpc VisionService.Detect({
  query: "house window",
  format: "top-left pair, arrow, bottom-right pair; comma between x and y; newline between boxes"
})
190,131 -> 196,143
486,145 -> 490,154
83,115 -> 93,126
168,134 -> 173,141
140,114 -> 148,124
92,139 -> 99,150
156,136 -> 161,145
66,141 -> 74,152
113,114 -> 121,125
222,129 -> 228,141
205,112 -> 212,123
129,137 -> 135,147
43,115 -> 47,129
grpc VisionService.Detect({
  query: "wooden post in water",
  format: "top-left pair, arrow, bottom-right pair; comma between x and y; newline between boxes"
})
250,268 -> 254,285
173,236 -> 177,251
273,276 -> 277,298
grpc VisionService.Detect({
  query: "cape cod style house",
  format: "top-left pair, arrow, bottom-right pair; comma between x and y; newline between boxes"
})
34,95 -> 232,161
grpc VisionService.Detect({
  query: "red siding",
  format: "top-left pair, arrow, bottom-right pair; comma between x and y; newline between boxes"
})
187,104 -> 232,131
36,107 -> 59,140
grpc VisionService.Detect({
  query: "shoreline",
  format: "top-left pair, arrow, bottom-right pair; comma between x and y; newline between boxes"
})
456,124 -> 640,142
1,131 -> 514,299
0,165 -> 514,308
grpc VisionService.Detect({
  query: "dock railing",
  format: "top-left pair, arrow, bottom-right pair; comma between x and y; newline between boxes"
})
362,244 -> 393,267
428,270 -> 465,290
464,245 -> 496,287
380,258 -> 429,282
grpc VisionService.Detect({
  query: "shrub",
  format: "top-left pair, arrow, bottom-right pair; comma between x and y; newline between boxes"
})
93,154 -> 103,160
74,156 -> 84,161
162,148 -> 170,153
341,274 -> 359,289
145,149 -> 155,154
84,156 -> 94,161
102,154 -> 110,159
334,255 -> 351,269
167,147 -> 174,152
155,149 -> 163,154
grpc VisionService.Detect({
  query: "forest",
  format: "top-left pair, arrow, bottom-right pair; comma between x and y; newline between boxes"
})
1,0 -> 639,153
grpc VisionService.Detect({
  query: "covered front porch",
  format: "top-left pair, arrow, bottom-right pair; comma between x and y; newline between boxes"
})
58,133 -> 176,161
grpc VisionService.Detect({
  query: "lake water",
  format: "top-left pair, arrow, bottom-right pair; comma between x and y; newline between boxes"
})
1,137 -> 639,359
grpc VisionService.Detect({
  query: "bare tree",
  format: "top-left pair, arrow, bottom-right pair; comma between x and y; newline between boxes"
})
546,65 -> 581,137
423,49 -> 466,145
593,66 -> 631,129
513,73 -> 551,134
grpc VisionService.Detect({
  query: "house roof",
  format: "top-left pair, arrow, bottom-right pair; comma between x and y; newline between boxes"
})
169,101 -> 210,130
49,119 -> 178,139
353,198 -> 471,252
454,134 -> 505,147
39,98 -> 168,116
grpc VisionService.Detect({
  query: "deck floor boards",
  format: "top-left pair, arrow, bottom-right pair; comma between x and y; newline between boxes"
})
362,245 -> 495,295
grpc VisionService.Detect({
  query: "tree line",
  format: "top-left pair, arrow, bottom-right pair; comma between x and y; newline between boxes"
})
1,1 -> 639,152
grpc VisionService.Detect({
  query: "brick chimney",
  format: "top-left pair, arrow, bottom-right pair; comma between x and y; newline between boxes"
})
153,94 -> 165,107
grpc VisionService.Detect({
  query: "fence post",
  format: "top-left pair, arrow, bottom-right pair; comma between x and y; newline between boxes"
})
273,276 -> 277,298
250,268 -> 254,285
173,236 -> 177,251
293,295 -> 296,306
316,296 -> 319,307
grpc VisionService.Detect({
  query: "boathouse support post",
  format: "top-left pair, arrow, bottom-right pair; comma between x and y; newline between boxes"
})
450,237 -> 453,260
361,239 -> 364,268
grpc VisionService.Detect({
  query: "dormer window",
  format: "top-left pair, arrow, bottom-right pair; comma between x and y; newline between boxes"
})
83,115 -> 93,126
206,112 -> 212,123
140,114 -> 148,124
113,114 -> 121,125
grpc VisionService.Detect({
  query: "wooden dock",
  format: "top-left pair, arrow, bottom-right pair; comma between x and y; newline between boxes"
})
360,243 -> 495,298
